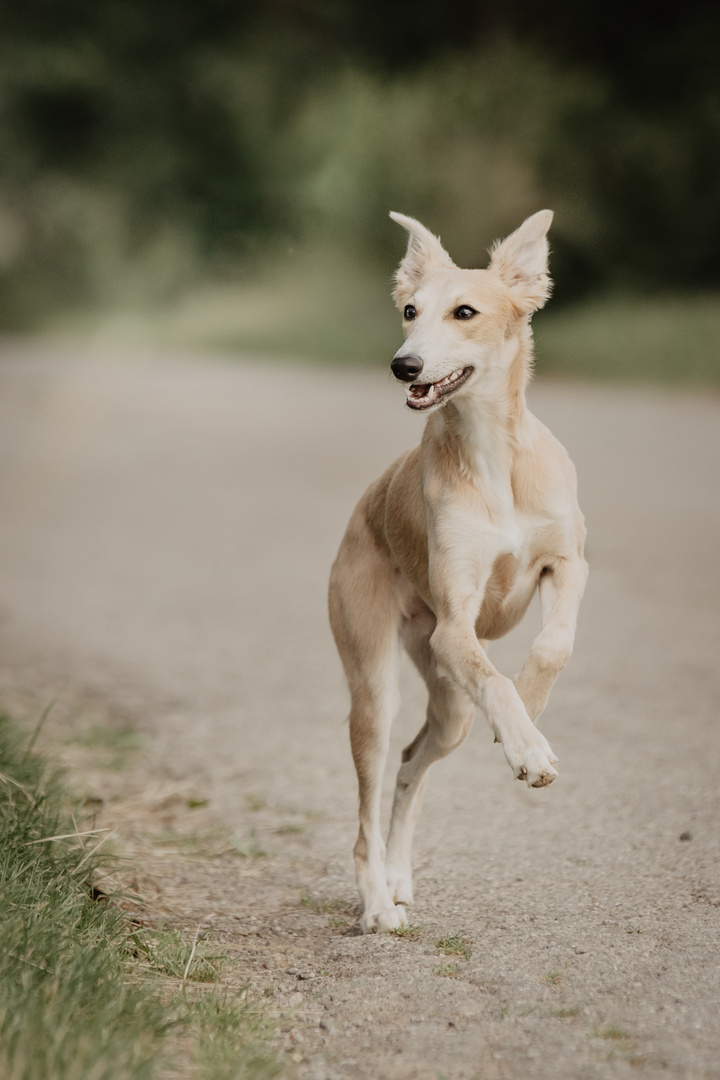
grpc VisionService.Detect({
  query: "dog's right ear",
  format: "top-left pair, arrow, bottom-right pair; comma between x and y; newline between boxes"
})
390,212 -> 455,306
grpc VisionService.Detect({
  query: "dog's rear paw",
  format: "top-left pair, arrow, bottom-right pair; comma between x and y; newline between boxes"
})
360,904 -> 408,934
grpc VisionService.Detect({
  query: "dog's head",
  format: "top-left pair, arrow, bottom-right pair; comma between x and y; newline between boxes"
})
389,210 -> 553,411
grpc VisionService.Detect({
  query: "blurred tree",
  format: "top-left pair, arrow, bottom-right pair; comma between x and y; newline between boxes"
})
0,0 -> 718,324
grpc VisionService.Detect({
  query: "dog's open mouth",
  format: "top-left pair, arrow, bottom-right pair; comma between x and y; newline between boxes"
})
406,366 -> 474,411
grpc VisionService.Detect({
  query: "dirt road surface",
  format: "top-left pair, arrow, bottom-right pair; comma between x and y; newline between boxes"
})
1,340 -> 719,1080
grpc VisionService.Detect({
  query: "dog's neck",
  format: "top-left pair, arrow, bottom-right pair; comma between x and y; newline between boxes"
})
427,321 -> 533,494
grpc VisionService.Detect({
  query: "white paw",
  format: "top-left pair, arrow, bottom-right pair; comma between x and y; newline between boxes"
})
360,904 -> 408,934
385,871 -> 413,907
505,728 -> 558,788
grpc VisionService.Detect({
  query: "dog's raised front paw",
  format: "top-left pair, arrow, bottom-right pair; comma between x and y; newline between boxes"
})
505,728 -> 558,788
514,754 -> 558,787
360,904 -> 408,934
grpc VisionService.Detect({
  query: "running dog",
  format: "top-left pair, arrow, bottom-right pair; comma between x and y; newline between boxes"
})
328,210 -> 588,933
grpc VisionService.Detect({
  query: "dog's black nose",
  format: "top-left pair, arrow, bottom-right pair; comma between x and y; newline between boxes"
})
391,355 -> 424,382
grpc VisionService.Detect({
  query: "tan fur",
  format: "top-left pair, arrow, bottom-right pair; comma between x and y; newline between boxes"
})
329,210 -> 588,933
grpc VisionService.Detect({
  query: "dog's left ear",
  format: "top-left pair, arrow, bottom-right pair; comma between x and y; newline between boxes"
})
489,210 -> 553,313
390,212 -> 455,306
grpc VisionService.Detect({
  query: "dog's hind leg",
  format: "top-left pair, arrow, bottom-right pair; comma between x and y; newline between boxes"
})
384,611 -> 475,907
329,514 -> 407,933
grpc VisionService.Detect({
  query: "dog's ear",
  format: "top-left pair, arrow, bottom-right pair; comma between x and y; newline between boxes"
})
488,210 -> 553,312
389,212 -> 455,305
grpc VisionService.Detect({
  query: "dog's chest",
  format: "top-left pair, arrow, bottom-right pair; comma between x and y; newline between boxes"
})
442,493 -> 542,571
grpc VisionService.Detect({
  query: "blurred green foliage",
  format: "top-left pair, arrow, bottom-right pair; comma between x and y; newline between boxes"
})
0,0 -> 719,347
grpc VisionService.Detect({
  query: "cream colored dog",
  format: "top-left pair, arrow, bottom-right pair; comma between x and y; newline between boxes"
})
329,210 -> 588,933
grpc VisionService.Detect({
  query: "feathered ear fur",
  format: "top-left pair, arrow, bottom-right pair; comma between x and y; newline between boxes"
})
488,209 -> 554,312
389,212 -> 456,306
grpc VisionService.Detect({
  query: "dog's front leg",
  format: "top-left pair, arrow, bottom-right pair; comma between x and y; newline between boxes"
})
428,557 -> 558,787
513,555 -> 589,721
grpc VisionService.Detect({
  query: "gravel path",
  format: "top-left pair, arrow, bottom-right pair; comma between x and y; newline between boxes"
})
1,341 -> 719,1080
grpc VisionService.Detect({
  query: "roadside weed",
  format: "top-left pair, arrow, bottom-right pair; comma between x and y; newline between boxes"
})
434,962 -> 460,978
550,1005 -> 583,1018
230,829 -> 268,859
0,712 -> 283,1080
183,990 -> 283,1080
390,923 -> 425,940
436,934 -> 472,960
0,715 -> 165,1080
589,1025 -> 632,1041
129,924 -> 225,982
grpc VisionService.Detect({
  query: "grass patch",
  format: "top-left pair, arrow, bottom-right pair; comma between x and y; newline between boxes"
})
589,1025 -> 632,1041
244,795 -> 267,812
436,934 -> 472,960
229,830 -> 269,859
183,991 -> 282,1080
535,293 -> 720,384
544,970 -> 563,985
129,924 -> 225,983
434,963 -> 460,978
0,712 -> 282,1080
550,1005 -> 583,1018
77,246 -> 400,366
389,923 -> 425,941
70,722 -> 144,770
0,714 -> 166,1079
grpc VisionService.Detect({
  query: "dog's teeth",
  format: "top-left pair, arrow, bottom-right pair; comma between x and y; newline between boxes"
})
407,368 -> 473,409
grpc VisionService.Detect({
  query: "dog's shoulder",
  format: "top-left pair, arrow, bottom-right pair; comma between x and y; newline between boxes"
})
355,448 -> 419,550
513,412 -> 580,504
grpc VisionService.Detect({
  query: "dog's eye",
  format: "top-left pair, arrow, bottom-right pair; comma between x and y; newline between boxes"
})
403,305 -> 417,321
454,305 -> 477,320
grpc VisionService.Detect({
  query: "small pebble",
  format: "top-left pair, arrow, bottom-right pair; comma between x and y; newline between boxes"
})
679,831 -> 692,842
